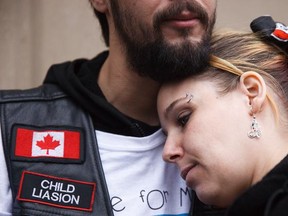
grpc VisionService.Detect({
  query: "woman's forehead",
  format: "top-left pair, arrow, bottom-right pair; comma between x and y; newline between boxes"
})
158,79 -> 200,106
159,77 -> 206,96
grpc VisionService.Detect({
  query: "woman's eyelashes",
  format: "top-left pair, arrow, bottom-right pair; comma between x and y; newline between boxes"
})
177,112 -> 191,127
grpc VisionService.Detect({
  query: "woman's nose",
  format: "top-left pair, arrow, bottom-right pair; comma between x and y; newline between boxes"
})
162,136 -> 184,163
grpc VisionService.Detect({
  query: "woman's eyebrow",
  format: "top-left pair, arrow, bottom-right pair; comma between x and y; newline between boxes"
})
164,97 -> 187,118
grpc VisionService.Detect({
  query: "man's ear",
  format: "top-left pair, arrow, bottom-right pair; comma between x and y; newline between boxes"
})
239,71 -> 267,113
89,0 -> 108,13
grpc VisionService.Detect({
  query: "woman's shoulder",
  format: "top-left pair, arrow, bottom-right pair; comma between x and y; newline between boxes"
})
265,179 -> 288,216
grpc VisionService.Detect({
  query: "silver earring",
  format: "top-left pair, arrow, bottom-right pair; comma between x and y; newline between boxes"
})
248,114 -> 261,139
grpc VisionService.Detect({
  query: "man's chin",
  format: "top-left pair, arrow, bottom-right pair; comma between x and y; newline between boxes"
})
161,26 -> 205,44
162,39 -> 201,49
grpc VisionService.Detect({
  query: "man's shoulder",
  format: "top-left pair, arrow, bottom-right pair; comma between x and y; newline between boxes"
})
0,84 -> 67,103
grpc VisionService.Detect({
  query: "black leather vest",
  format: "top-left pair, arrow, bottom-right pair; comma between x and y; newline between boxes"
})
0,84 -> 114,216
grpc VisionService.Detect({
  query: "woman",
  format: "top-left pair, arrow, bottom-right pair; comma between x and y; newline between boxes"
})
157,16 -> 288,216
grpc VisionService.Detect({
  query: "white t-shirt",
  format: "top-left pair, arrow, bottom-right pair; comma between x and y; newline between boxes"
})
97,129 -> 191,215
0,125 -> 12,216
0,128 -> 191,215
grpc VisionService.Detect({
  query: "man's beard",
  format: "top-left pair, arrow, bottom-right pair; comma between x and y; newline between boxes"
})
111,0 -> 216,83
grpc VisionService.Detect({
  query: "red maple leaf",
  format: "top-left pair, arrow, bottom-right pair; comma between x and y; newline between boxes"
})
36,134 -> 61,155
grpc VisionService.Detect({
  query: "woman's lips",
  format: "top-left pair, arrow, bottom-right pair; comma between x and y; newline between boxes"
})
181,164 -> 197,180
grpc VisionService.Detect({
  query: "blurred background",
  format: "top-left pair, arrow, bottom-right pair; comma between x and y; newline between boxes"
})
0,0 -> 287,89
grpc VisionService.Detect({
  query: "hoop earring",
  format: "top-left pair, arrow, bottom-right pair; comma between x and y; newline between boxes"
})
248,114 -> 261,139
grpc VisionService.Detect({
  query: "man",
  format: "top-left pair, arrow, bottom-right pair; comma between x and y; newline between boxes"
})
0,0 -> 218,215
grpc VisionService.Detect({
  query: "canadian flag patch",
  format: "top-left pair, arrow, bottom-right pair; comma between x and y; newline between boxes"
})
12,125 -> 84,163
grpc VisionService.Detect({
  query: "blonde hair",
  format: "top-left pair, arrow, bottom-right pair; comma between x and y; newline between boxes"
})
205,30 -> 288,125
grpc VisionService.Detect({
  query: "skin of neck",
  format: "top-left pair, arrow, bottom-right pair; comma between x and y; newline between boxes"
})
98,41 -> 161,126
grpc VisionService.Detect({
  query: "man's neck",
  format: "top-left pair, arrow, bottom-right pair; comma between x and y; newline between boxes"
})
98,53 -> 160,126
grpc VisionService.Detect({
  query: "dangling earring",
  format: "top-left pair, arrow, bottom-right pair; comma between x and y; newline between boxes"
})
248,110 -> 261,139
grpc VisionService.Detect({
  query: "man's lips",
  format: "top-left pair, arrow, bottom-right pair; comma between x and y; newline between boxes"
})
164,12 -> 200,27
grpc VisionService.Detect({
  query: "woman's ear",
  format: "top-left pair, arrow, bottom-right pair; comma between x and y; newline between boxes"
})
90,0 -> 108,13
239,71 -> 267,114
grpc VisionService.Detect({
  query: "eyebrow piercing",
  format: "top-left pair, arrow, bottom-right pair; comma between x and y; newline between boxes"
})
185,93 -> 193,103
